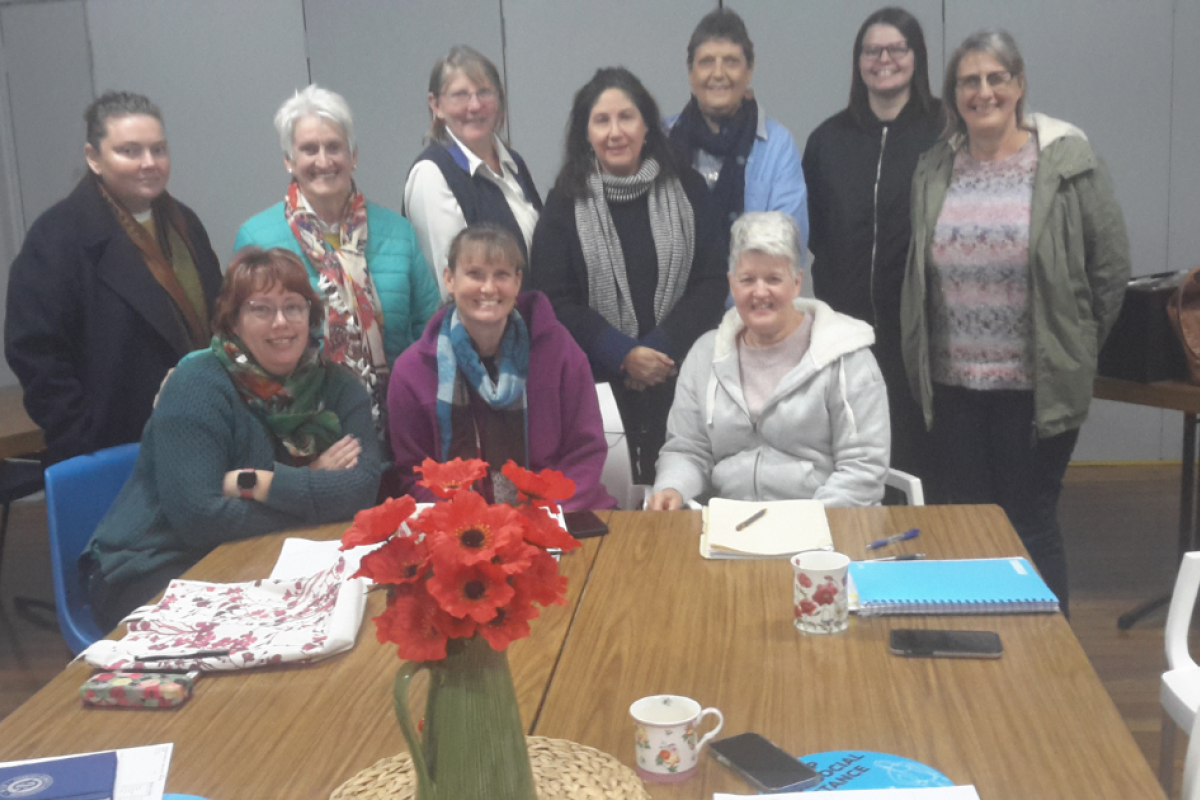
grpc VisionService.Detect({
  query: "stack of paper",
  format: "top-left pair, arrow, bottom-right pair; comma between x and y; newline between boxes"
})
0,743 -> 172,800
700,498 -> 833,559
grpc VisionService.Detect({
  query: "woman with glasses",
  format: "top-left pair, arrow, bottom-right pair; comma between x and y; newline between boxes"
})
801,7 -> 943,492
81,247 -> 382,631
236,85 -> 440,443
405,45 -> 542,298
901,29 -> 1130,613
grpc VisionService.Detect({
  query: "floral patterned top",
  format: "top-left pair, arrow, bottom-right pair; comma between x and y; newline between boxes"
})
928,135 -> 1038,390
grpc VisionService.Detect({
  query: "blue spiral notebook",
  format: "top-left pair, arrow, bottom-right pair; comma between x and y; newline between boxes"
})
848,557 -> 1059,616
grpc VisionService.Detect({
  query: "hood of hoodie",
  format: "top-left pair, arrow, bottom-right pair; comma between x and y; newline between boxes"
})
711,296 -> 876,366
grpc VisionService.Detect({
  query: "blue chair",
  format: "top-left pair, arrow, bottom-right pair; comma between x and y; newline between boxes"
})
44,442 -> 140,654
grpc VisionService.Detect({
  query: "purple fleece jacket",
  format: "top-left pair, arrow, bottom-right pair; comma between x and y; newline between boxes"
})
388,290 -> 617,510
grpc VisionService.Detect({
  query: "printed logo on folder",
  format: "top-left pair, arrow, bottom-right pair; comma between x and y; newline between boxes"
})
0,751 -> 116,800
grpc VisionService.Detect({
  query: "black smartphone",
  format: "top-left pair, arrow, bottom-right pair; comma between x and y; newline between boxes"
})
709,732 -> 820,793
889,629 -> 1003,659
562,510 -> 609,539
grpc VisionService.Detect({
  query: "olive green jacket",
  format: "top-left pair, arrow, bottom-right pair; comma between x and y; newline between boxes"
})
900,113 -> 1130,439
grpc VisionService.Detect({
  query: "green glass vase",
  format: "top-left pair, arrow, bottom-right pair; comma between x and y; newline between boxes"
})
393,634 -> 537,800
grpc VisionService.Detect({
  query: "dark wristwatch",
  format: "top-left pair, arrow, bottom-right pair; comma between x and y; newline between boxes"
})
236,469 -> 257,499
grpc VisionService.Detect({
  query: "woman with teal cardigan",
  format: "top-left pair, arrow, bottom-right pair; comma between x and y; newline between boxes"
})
235,85 -> 441,443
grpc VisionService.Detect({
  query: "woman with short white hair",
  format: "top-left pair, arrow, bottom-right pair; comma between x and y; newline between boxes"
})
647,211 -> 890,510
235,84 -> 440,442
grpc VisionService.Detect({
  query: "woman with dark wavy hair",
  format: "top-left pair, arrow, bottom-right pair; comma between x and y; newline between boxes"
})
530,67 -> 728,483
802,6 -> 944,493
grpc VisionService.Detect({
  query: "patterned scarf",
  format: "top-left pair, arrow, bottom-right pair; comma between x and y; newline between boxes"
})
211,334 -> 341,466
92,173 -> 209,349
284,181 -> 388,436
435,307 -> 530,484
574,157 -> 695,338
668,96 -> 757,231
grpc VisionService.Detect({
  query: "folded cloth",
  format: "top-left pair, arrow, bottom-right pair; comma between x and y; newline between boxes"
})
80,559 -> 366,672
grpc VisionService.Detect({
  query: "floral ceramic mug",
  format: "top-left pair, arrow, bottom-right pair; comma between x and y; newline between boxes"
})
792,550 -> 851,634
629,694 -> 724,782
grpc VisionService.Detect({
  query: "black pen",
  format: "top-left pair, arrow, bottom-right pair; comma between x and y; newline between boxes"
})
866,553 -> 926,562
736,508 -> 767,531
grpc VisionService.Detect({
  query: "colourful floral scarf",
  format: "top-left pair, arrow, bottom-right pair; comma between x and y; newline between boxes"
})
211,334 -> 341,466
284,181 -> 388,436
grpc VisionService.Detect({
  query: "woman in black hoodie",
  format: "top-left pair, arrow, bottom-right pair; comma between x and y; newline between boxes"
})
802,6 -> 943,493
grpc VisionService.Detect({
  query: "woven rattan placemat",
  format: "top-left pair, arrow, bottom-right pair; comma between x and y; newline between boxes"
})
330,736 -> 650,800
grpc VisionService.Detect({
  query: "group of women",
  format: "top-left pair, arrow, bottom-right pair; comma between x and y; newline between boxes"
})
45,6 -> 1127,627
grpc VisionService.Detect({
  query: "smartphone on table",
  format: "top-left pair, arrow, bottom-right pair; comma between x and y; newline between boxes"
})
889,629 -> 1003,659
709,732 -> 819,792
563,510 -> 608,539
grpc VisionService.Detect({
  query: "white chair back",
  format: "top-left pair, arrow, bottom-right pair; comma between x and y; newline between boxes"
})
595,382 -> 646,510
884,468 -> 925,506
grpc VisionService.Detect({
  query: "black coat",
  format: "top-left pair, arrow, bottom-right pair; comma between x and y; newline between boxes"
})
5,177 -> 222,463
802,99 -> 943,329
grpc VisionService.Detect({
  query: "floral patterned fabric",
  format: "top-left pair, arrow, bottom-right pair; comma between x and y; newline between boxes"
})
80,559 -> 366,672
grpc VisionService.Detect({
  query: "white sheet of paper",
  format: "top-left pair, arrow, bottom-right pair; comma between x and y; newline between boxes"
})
715,786 -> 980,800
1,742 -> 174,800
269,505 -> 569,580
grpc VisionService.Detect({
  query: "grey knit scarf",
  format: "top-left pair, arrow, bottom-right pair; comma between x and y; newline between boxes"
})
574,157 -> 696,338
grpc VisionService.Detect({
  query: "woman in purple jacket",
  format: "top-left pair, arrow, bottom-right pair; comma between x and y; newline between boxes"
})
388,223 -> 616,509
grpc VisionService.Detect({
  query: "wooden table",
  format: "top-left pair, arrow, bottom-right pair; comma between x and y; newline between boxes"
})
0,384 -> 43,460
1094,376 -> 1200,627
0,507 -> 1163,799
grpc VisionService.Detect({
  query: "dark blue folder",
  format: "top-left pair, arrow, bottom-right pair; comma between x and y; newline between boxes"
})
0,750 -> 117,800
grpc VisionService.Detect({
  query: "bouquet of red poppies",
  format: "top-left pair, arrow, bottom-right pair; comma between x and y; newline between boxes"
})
339,458 -> 580,661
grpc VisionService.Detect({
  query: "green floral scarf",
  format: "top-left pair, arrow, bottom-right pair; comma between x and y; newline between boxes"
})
211,335 -> 341,466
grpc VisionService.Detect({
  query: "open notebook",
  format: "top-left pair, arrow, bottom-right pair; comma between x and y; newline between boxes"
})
700,498 -> 833,559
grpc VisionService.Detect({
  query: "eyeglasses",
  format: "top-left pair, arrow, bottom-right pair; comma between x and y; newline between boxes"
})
956,70 -> 1015,92
243,300 -> 310,323
441,88 -> 497,106
861,42 -> 911,60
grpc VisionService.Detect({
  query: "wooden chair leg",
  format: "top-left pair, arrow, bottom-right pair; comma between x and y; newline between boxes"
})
1163,713 -> 1180,791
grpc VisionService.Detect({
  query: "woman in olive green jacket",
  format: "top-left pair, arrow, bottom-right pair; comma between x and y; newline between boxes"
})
900,30 -> 1129,613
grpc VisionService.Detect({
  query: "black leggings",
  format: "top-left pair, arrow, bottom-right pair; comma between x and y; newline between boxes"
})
930,384 -> 1078,616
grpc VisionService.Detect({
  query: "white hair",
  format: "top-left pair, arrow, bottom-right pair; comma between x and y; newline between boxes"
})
273,84 -> 355,160
728,211 -> 801,276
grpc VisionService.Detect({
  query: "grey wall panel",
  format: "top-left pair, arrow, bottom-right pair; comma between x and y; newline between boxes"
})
304,0 -> 504,216
1169,0 -> 1200,275
1,0 -> 92,228
504,0 -> 716,197
86,0 -> 309,262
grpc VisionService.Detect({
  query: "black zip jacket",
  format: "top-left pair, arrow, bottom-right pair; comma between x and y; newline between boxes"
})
802,98 -> 943,329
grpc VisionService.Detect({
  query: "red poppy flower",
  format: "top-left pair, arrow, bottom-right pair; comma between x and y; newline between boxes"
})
352,535 -> 428,585
797,599 -> 818,616
420,491 -> 522,569
418,458 -> 488,499
501,461 -> 575,509
797,573 -> 813,589
340,495 -> 417,550
479,588 -> 541,651
374,589 -> 451,662
516,504 -> 580,552
510,549 -> 569,608
813,583 -> 839,606
426,562 -> 515,623
487,537 -> 541,576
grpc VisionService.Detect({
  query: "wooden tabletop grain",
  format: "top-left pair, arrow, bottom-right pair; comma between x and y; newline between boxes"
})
0,384 -> 43,460
0,506 -> 1163,799
532,506 -> 1165,799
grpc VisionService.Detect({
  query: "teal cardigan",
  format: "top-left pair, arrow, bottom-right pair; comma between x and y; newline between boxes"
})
86,349 -> 382,592
234,201 -> 442,363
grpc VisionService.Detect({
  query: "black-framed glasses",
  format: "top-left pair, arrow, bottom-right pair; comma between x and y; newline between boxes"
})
243,300 -> 310,323
956,71 -> 1015,93
861,42 -> 911,60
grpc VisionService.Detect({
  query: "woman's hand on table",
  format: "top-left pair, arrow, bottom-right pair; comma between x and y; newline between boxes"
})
310,435 -> 361,471
622,347 -> 675,388
646,488 -> 684,511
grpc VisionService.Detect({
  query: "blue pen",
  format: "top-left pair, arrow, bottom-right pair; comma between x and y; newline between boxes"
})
865,528 -> 920,550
